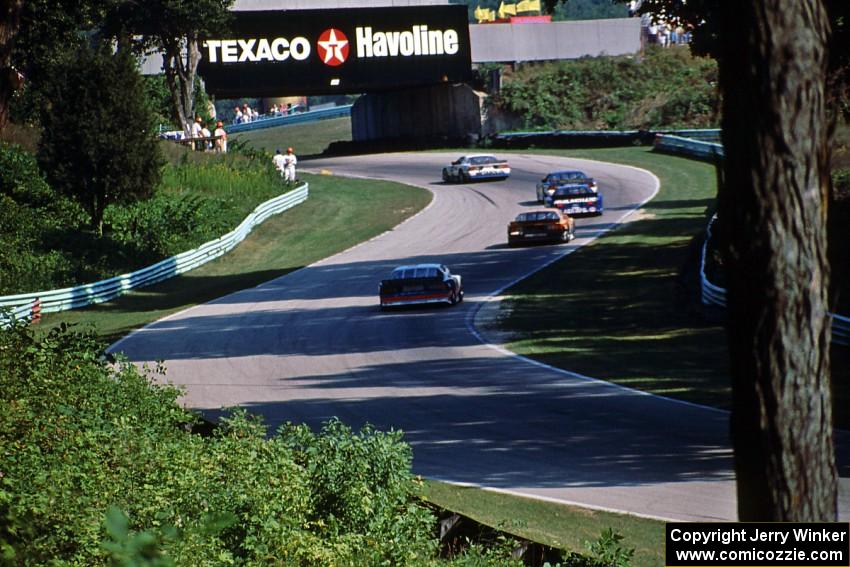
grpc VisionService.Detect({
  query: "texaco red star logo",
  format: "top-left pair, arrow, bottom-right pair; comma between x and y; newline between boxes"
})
317,28 -> 349,66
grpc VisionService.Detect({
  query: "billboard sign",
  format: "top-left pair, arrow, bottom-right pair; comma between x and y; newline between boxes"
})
198,5 -> 472,97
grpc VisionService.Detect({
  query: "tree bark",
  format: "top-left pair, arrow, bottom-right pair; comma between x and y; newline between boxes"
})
162,34 -> 200,136
0,0 -> 24,133
717,0 -> 837,520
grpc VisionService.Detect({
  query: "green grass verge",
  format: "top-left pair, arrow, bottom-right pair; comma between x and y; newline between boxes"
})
495,147 -> 733,407
492,146 -> 848,426
41,171 -> 430,343
422,480 -> 665,567
231,116 -> 352,156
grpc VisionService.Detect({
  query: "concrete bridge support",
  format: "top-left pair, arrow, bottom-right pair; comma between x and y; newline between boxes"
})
351,83 -> 483,142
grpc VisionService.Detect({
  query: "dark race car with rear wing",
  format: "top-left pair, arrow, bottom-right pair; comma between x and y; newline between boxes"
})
379,264 -> 464,309
536,170 -> 598,202
508,209 -> 576,246
544,183 -> 604,217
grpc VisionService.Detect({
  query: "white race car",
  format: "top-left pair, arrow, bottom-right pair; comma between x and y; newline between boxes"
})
442,155 -> 511,183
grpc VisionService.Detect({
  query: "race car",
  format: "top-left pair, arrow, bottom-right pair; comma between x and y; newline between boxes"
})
379,263 -> 464,309
536,170 -> 598,202
442,155 -> 511,183
544,183 -> 604,217
508,209 -> 576,246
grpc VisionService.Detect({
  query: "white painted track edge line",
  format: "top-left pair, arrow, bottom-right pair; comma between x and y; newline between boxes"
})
463,163 -> 729,416
110,170 -> 438,355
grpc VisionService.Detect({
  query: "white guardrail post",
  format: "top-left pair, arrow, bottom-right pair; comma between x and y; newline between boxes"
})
0,183 -> 308,328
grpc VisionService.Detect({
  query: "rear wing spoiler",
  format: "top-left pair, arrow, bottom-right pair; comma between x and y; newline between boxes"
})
381,276 -> 446,286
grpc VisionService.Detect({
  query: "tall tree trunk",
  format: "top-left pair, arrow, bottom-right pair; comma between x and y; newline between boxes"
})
0,0 -> 24,133
162,35 -> 200,136
717,0 -> 837,520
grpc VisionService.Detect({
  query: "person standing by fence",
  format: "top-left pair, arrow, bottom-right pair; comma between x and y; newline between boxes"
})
214,121 -> 227,153
283,147 -> 297,184
272,148 -> 286,176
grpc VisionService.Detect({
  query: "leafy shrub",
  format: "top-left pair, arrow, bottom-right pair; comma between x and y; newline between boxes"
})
106,194 -> 217,258
495,46 -> 719,130
0,324 -> 447,565
277,419 -> 440,565
0,143 -> 82,294
0,138 -> 291,295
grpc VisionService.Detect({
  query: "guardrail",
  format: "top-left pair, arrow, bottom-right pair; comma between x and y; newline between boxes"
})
490,128 -> 722,149
652,134 -> 725,161
698,209 -> 850,346
659,129 -> 722,143
0,183 -> 309,328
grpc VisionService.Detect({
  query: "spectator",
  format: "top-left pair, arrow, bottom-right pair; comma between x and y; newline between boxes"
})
214,121 -> 227,153
243,103 -> 253,122
283,147 -> 297,185
658,23 -> 670,47
272,148 -> 286,176
201,121 -> 212,151
233,106 -> 243,124
190,116 -> 203,150
675,24 -> 686,44
647,22 -> 658,45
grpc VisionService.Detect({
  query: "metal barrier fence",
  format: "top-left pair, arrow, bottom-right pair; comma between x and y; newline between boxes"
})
491,128 -> 722,149
0,184 -> 309,328
697,193 -> 850,346
652,134 -> 724,161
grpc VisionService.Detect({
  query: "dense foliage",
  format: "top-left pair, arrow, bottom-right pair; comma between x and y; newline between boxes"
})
0,139 -> 291,296
0,324 -> 440,565
494,46 -> 719,130
38,45 -> 163,236
0,142 -> 82,294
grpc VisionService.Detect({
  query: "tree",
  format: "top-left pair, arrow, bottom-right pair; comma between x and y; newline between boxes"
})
0,0 -> 24,133
6,0 -> 109,128
38,45 -> 162,236
631,0 -> 838,520
107,0 -> 233,136
717,0 -> 836,521
553,0 -> 628,21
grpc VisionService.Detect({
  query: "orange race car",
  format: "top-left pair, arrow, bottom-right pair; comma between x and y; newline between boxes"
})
507,209 -> 576,246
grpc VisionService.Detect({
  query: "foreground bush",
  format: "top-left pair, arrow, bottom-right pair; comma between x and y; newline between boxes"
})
0,324 -> 449,565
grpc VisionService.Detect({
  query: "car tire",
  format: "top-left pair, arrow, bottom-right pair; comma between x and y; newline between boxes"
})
460,171 -> 470,183
561,230 -> 571,242
442,169 -> 450,182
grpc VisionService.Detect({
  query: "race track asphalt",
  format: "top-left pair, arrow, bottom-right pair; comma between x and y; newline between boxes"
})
111,152 -> 850,522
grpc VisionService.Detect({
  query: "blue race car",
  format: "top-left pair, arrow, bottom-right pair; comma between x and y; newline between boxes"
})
544,183 -> 604,216
536,170 -> 598,202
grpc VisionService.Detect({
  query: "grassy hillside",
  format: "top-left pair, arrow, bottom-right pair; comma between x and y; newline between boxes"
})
231,116 -> 352,157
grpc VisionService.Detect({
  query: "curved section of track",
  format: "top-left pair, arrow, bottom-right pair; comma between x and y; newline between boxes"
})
112,152 -> 849,522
